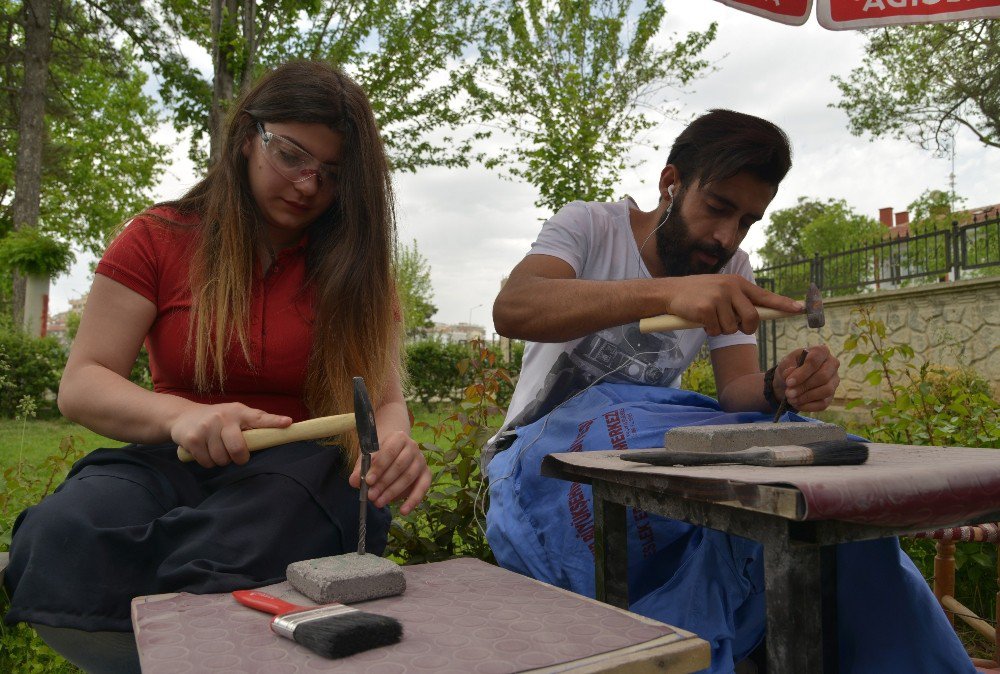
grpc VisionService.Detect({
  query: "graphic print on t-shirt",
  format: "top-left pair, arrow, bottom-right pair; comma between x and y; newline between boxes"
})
505,323 -> 685,430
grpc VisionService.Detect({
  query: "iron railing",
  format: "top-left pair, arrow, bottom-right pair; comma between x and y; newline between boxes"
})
752,210 -> 1000,370
755,213 -> 1000,299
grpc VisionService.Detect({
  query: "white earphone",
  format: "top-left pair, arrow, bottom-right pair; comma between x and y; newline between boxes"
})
667,183 -> 676,198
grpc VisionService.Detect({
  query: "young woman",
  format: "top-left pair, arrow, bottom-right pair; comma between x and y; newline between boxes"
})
3,61 -> 430,672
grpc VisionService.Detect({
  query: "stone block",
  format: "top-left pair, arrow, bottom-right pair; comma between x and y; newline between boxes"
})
287,553 -> 406,604
663,422 -> 847,453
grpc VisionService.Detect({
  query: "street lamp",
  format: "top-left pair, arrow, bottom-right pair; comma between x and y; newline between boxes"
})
468,303 -> 483,327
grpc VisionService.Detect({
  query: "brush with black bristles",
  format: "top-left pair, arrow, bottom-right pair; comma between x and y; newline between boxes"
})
232,589 -> 402,658
621,440 -> 869,468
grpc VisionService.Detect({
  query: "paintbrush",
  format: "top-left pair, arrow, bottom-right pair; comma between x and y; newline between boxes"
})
620,439 -> 869,467
232,589 -> 402,658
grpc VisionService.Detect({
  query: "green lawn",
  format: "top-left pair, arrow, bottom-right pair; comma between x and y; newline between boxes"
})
0,418 -> 121,468
0,406 -> 474,469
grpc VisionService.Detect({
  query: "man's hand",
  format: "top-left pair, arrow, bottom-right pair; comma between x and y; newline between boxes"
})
772,346 -> 841,412
349,431 -> 431,516
662,274 -> 805,337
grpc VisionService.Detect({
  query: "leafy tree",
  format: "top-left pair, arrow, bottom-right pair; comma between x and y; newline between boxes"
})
5,0 -> 53,328
799,202 -> 881,295
396,239 -> 437,338
1,1 -> 166,324
907,188 -> 966,231
833,21 -> 1000,153
799,203 -> 881,256
755,198 -> 880,296
152,0 -> 485,170
475,0 -> 716,211
757,197 -> 831,268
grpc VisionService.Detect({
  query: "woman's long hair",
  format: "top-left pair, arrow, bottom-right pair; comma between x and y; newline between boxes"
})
166,61 -> 400,465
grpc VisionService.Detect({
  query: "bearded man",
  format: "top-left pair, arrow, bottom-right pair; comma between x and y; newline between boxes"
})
484,110 -> 974,674
490,109 -> 838,442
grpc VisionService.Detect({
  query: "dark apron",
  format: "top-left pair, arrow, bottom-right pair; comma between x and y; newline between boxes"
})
4,441 -> 389,632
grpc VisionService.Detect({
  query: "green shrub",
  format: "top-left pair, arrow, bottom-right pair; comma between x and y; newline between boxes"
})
405,340 -> 474,408
681,352 -> 717,399
494,340 -> 524,409
844,305 -> 999,643
0,330 -> 66,418
0,619 -> 79,674
130,347 -> 153,390
504,340 -> 525,369
388,340 -> 512,565
843,304 -> 999,448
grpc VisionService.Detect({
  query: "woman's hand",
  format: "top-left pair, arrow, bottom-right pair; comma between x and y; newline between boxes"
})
170,403 -> 293,468
349,430 -> 431,516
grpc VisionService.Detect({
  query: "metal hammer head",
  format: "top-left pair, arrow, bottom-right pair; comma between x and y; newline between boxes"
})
805,282 -> 825,328
352,376 -> 380,456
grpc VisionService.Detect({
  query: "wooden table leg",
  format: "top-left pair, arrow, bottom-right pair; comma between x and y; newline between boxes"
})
593,481 -> 629,609
763,533 -> 838,673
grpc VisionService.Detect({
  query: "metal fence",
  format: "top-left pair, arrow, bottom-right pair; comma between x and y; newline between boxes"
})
752,210 -> 1000,370
755,213 -> 1000,299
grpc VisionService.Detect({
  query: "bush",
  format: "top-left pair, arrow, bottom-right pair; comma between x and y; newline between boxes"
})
843,305 -> 999,448
843,305 -> 999,644
388,340 -> 513,565
405,340 -> 475,408
681,352 -> 717,399
0,330 -> 66,418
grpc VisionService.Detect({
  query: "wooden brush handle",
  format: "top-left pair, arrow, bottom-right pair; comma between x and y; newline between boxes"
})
176,412 -> 356,462
640,307 -> 801,333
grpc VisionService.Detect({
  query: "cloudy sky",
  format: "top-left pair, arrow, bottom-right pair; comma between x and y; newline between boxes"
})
50,1 -> 1000,336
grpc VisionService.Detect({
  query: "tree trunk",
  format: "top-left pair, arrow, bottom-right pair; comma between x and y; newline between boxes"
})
241,0 -> 257,91
209,0 -> 239,164
11,0 -> 53,329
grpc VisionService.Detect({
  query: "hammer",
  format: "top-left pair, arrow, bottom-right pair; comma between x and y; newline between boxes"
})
638,282 -> 825,334
176,376 -> 375,463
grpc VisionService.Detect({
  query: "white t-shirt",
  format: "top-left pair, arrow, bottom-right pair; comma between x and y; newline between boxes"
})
500,197 -> 757,433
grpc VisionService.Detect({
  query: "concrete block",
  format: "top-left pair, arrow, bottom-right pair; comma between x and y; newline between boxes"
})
664,422 -> 846,453
287,553 -> 405,604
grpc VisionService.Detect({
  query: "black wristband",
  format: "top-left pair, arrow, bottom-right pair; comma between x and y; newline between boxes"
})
763,365 -> 781,411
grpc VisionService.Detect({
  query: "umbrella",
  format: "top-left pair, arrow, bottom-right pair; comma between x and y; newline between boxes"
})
714,0 -> 1000,30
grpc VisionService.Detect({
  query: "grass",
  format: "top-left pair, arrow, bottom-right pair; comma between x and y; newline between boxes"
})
0,408 -> 475,476
0,417 -> 121,467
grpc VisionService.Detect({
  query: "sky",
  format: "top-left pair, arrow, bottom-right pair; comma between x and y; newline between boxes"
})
49,0 -> 1000,337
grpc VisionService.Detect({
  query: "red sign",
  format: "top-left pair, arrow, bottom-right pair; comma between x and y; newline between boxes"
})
713,0 -> 813,26
818,0 -> 1000,29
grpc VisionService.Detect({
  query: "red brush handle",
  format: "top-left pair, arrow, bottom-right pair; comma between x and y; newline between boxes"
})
232,590 -> 303,616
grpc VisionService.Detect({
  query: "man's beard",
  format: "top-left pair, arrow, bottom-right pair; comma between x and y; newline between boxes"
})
655,194 -> 735,277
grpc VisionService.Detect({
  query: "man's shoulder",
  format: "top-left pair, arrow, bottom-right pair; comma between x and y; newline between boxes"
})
549,199 -> 630,235
572,198 -> 630,220
723,248 -> 752,273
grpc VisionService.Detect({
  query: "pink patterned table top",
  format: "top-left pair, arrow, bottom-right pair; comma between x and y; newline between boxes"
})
131,557 -> 706,673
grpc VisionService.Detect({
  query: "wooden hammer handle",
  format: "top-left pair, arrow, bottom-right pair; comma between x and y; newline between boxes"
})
639,307 -> 801,334
176,412 -> 356,462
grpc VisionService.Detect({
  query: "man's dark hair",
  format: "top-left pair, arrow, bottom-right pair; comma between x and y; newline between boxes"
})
666,109 -> 792,188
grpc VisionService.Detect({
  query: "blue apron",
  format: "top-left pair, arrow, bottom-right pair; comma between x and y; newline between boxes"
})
486,383 -> 975,674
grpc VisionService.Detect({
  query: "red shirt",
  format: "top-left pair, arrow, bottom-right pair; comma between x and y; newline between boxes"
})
96,208 -> 314,420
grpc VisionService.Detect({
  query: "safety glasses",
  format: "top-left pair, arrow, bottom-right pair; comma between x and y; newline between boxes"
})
256,122 -> 338,189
